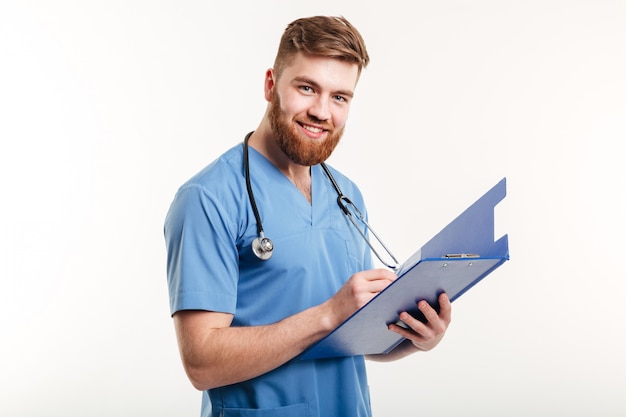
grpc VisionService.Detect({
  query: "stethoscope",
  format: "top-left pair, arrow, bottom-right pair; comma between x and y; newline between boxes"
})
243,132 -> 399,270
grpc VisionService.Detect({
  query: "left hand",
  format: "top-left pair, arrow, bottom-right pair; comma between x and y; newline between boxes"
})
388,292 -> 452,352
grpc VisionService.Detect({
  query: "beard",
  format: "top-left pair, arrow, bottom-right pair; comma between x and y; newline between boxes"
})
268,92 -> 344,166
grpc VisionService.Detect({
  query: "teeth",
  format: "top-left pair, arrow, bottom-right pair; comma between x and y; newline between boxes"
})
302,124 -> 323,133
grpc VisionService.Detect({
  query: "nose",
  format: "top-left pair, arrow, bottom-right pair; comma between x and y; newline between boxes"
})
308,96 -> 331,122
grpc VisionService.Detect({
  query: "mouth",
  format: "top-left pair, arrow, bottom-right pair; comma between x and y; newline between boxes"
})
297,121 -> 328,139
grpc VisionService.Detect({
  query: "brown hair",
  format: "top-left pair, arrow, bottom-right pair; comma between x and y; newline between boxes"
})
273,16 -> 370,80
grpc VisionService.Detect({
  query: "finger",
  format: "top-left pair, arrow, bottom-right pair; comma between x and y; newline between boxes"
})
361,268 -> 397,283
437,292 -> 452,323
418,300 -> 441,325
356,269 -> 397,293
416,299 -> 449,337
355,280 -> 389,299
398,311 -> 430,337
387,315 -> 423,339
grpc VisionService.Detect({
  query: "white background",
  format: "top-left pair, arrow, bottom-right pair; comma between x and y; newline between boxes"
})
1,1 -> 625,416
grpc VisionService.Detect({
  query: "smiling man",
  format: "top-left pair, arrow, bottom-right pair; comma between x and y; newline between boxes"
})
254,53 -> 356,202
164,16 -> 451,417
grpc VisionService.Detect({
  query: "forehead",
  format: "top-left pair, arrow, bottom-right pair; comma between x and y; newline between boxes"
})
277,53 -> 360,92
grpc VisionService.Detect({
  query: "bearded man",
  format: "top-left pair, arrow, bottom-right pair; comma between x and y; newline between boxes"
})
164,15 -> 451,417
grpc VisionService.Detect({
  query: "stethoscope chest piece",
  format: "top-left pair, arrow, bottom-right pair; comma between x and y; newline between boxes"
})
252,235 -> 274,260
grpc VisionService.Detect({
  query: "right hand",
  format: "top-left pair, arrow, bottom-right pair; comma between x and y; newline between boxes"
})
327,268 -> 397,323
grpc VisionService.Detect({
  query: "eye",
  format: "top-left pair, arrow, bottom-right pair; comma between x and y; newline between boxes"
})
299,85 -> 314,94
333,95 -> 348,103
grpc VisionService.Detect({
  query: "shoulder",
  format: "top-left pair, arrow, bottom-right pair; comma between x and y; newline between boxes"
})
165,143 -> 248,230
180,144 -> 244,192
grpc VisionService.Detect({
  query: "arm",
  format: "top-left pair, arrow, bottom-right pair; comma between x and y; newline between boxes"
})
366,292 -> 452,362
174,268 -> 397,391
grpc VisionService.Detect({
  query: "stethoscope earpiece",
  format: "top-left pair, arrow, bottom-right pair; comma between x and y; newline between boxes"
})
252,236 -> 274,260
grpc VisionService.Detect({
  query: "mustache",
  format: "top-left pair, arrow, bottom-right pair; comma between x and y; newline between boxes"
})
298,116 -> 333,130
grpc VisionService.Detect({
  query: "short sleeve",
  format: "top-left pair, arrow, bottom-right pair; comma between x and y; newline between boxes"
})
164,183 -> 240,315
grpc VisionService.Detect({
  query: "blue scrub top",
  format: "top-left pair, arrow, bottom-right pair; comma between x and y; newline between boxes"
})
165,142 -> 374,417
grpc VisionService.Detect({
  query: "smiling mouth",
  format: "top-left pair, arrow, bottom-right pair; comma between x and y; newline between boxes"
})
298,121 -> 328,136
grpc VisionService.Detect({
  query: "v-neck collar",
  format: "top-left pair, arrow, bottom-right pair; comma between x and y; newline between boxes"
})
246,146 -> 334,227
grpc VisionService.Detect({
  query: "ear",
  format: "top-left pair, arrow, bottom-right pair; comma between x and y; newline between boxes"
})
264,69 -> 275,102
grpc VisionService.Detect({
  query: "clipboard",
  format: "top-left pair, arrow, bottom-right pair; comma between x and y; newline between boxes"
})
300,178 -> 509,360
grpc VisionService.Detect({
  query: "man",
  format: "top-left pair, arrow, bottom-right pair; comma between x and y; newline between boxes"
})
164,15 -> 451,416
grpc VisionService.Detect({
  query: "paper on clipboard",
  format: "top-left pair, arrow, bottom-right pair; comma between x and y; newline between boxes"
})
300,178 -> 509,360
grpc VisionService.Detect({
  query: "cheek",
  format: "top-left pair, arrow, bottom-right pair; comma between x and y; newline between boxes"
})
332,107 -> 350,128
278,91 -> 307,116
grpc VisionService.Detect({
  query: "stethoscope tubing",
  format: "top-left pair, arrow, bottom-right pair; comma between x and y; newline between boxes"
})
243,131 -> 398,270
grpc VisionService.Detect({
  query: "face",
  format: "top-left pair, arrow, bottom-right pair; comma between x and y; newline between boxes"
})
267,53 -> 359,166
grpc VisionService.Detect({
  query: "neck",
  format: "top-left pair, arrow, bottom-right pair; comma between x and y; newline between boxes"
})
247,123 -> 313,203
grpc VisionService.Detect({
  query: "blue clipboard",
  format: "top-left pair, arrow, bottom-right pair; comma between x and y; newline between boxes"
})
300,178 -> 509,360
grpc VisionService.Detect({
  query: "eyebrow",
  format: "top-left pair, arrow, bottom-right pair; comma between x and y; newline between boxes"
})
292,76 -> 355,98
